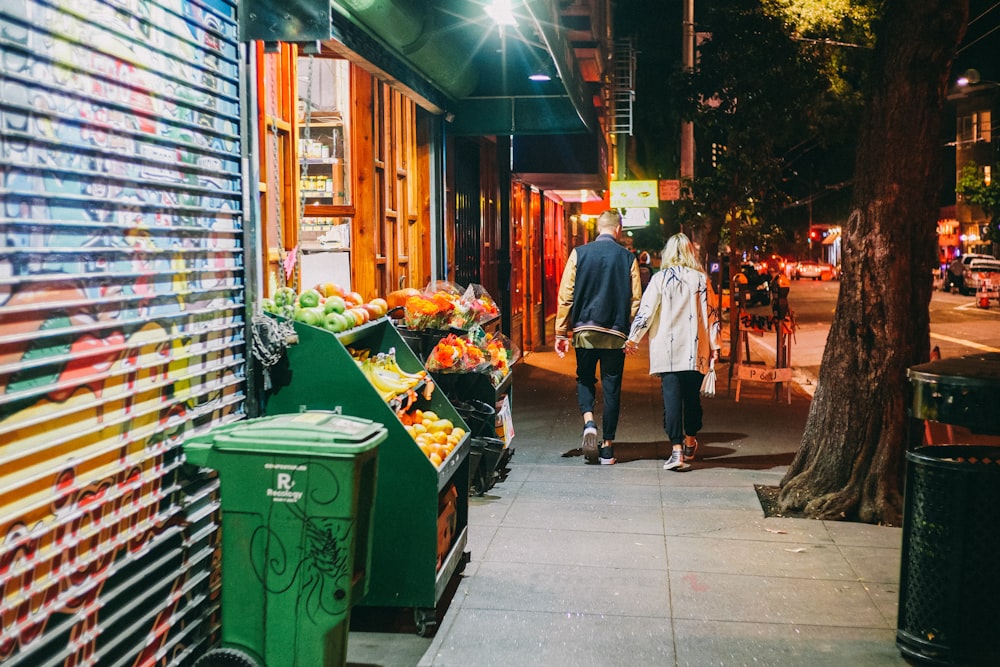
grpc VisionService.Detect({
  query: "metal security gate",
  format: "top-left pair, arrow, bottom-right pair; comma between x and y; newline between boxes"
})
1,0 -> 245,664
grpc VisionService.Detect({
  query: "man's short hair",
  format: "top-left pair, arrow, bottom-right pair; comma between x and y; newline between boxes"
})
597,210 -> 622,233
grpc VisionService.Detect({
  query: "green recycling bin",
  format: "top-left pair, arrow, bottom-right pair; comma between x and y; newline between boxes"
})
184,411 -> 386,667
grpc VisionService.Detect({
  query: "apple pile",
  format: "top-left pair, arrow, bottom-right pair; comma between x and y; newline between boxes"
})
399,408 -> 466,468
261,283 -> 389,333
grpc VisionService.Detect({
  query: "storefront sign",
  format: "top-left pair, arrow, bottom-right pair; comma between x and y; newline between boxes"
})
610,180 -> 658,208
659,179 -> 681,201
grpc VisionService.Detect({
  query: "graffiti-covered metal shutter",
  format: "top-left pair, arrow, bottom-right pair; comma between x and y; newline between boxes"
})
0,0 -> 244,664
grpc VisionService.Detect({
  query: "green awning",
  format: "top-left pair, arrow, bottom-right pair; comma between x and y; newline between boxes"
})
240,0 -> 596,135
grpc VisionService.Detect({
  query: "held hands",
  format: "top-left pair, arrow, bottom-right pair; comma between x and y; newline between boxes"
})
555,338 -> 571,358
624,339 -> 639,356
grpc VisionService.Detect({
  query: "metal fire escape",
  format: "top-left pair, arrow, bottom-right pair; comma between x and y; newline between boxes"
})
611,38 -> 635,135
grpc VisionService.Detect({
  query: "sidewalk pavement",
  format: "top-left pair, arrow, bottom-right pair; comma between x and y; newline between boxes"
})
347,334 -> 907,667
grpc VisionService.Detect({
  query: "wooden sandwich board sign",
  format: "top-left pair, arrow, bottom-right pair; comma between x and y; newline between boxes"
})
735,364 -> 793,404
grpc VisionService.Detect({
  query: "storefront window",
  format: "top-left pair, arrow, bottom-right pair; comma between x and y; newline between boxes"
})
297,57 -> 351,207
299,216 -> 351,249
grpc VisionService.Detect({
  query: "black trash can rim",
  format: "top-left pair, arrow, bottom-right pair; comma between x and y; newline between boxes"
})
907,352 -> 1000,389
907,445 -> 1000,468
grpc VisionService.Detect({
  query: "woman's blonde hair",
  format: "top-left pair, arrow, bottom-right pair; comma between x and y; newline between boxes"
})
660,233 -> 703,272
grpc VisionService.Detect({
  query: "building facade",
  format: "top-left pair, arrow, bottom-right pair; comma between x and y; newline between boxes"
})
1,0 -> 617,663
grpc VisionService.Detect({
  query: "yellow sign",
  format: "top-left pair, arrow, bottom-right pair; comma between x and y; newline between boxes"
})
610,180 -> 658,208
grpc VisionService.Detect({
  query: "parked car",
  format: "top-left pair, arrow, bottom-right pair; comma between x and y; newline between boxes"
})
793,260 -> 836,280
961,258 -> 1000,296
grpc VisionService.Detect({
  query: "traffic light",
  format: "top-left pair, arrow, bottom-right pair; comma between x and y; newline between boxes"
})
809,228 -> 819,240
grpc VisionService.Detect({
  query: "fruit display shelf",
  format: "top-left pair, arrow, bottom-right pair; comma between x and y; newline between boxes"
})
262,315 -> 471,636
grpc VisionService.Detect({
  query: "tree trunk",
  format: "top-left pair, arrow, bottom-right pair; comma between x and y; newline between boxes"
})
778,0 -> 968,526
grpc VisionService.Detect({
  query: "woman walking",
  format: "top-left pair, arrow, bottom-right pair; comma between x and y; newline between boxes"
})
625,233 -> 720,470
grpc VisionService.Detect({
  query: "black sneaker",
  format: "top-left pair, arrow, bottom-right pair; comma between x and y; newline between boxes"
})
682,436 -> 698,462
582,421 -> 598,462
599,444 -> 616,465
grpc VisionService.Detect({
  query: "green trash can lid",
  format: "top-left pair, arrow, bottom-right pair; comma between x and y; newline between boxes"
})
207,412 -> 386,454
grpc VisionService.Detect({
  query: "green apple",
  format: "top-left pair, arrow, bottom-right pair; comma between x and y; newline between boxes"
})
324,295 -> 347,314
298,289 -> 322,309
295,307 -> 323,327
274,287 -> 296,307
323,311 -> 348,332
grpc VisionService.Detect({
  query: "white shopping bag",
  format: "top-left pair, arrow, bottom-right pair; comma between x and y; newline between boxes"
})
700,361 -> 716,398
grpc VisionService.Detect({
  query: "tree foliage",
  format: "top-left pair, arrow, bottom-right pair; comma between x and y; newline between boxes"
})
676,0 -> 871,258
956,161 -> 1000,243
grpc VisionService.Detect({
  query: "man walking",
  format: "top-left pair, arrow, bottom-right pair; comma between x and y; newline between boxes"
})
555,210 -> 642,464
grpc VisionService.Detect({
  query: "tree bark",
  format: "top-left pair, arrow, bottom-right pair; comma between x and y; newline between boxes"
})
778,0 -> 968,526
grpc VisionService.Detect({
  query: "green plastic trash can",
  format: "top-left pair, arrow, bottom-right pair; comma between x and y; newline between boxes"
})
184,411 -> 386,667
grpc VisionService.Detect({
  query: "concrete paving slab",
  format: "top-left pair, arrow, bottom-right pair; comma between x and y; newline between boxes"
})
672,619 -> 906,666
825,520 -> 904,547
460,561 -> 671,616
499,498 -> 667,535
510,478 -> 666,507
837,544 -> 902,584
347,631 -> 433,667
865,581 -> 902,627
658,484 -> 764,510
482,526 -> 668,569
653,466 -> 788,487
420,608 -> 675,667
669,571 -> 888,628
667,536 -> 858,580
665,510 -> 834,545
521,461 -> 663,483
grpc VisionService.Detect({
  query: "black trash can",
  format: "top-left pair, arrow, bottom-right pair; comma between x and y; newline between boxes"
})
453,399 -> 497,439
896,445 -> 1000,666
469,437 -> 505,495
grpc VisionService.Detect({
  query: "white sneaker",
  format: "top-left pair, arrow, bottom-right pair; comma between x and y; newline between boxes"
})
664,449 -> 691,471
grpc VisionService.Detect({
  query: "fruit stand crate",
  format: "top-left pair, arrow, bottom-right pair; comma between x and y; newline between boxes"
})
263,316 -> 470,636
430,370 -> 514,495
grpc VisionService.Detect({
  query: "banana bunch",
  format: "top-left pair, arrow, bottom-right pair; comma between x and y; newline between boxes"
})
349,346 -> 432,403
358,357 -> 421,400
376,349 -> 426,384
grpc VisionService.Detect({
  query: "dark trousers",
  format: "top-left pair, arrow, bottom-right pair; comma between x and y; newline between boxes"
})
660,370 -> 704,444
575,347 -> 626,441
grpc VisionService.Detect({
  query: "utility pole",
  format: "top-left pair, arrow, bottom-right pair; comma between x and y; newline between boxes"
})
680,0 -> 695,180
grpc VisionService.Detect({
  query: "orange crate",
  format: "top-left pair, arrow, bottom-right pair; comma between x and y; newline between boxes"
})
436,484 -> 458,570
